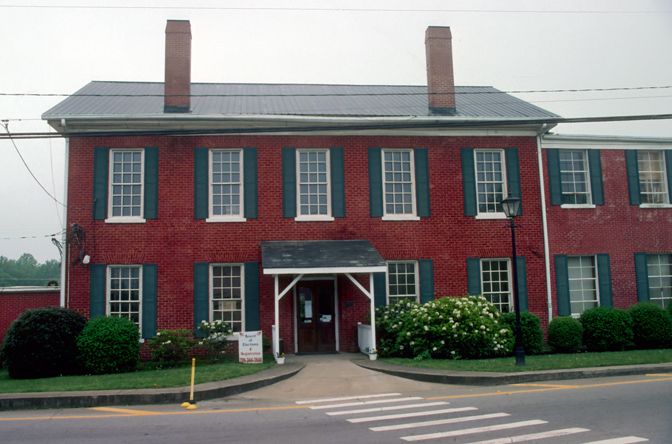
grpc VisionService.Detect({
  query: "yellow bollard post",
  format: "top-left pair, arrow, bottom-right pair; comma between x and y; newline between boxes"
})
181,357 -> 198,409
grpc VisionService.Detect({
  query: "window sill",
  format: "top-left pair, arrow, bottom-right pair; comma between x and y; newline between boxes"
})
295,216 -> 335,222
206,216 -> 247,223
382,215 -> 420,221
561,204 -> 596,209
639,204 -> 672,209
105,217 -> 146,224
475,213 -> 507,220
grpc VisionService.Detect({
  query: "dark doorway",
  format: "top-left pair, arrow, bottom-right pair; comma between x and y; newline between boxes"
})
296,280 -> 336,353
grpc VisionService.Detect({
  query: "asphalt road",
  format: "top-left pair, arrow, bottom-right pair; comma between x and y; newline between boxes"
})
1,372 -> 670,444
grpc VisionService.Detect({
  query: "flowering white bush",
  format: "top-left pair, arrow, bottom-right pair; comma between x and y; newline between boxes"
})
376,296 -> 513,359
197,320 -> 233,357
148,329 -> 194,367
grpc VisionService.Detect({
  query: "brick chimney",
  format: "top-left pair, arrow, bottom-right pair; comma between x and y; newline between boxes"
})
425,26 -> 456,114
164,20 -> 191,113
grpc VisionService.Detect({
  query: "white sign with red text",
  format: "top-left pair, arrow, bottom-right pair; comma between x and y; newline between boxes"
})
239,331 -> 263,364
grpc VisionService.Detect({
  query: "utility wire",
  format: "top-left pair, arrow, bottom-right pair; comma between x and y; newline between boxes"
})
0,230 -> 65,241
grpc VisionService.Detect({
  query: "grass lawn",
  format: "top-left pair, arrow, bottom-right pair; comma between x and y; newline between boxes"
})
382,349 -> 672,373
0,358 -> 276,394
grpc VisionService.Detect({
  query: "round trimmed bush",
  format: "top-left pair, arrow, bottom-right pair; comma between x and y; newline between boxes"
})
77,316 -> 140,374
628,303 -> 672,349
580,307 -> 633,352
0,307 -> 87,379
547,316 -> 583,353
500,312 -> 544,355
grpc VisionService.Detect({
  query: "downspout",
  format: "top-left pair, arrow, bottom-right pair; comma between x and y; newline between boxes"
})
59,137 -> 69,308
536,126 -> 553,322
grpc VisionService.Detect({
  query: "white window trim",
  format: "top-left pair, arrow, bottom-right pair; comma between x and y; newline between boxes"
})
207,149 -> 246,223
637,150 -> 670,206
647,254 -> 672,308
106,148 -> 145,223
106,265 -> 143,333
559,149 -> 593,206
561,204 -> 597,209
295,148 -> 332,221
381,148 -> 417,219
474,149 -> 508,217
568,255 -> 600,318
385,260 -> 419,304
639,203 -> 672,209
480,258 -> 513,311
209,263 -> 246,334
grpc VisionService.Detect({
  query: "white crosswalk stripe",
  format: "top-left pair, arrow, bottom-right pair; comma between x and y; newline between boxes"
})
370,412 -> 511,432
327,401 -> 450,416
582,437 -> 649,444
462,427 -> 590,443
348,407 -> 478,423
400,419 -> 548,441
310,396 -> 423,410
295,393 -> 401,405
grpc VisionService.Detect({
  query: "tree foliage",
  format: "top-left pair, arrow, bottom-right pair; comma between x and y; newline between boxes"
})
0,254 -> 60,287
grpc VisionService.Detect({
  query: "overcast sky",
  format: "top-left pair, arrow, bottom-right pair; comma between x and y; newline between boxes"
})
1,0 -> 671,263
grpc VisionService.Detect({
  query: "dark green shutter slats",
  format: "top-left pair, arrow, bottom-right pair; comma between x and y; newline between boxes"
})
505,148 -> 522,213
414,148 -> 430,218
194,148 -> 209,219
142,264 -> 157,338
330,147 -> 345,218
515,257 -> 528,312
368,148 -> 383,217
89,264 -> 106,317
373,272 -> 386,307
466,257 -> 481,295
244,262 -> 260,331
666,151 -> 672,199
547,149 -> 562,206
93,147 -> 109,220
243,148 -> 258,219
625,150 -> 641,205
418,259 -> 434,303
461,149 -> 477,216
555,255 -> 570,316
588,150 -> 604,205
144,147 -> 159,219
193,262 -> 209,336
596,254 -> 612,308
282,147 -> 297,218
634,253 -> 650,302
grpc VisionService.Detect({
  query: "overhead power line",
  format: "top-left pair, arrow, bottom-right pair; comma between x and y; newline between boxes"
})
0,230 -> 65,241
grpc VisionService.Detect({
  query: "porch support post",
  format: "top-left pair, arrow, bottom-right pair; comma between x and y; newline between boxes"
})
274,274 -> 280,362
369,272 -> 377,353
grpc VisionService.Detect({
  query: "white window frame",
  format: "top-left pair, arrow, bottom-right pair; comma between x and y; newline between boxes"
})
386,261 -> 419,304
209,263 -> 245,333
106,265 -> 143,332
295,149 -> 334,221
381,149 -> 419,221
638,150 -> 671,208
106,149 -> 146,223
474,149 -> 508,219
559,149 -> 595,208
480,258 -> 512,312
207,149 -> 246,223
567,255 -> 600,318
647,254 -> 672,309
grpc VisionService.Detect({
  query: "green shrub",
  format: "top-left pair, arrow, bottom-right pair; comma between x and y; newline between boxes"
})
376,296 -> 513,360
580,307 -> 633,352
547,316 -> 583,353
148,329 -> 195,367
77,316 -> 140,374
628,303 -> 672,349
197,319 -> 233,359
500,312 -> 544,355
0,307 -> 87,379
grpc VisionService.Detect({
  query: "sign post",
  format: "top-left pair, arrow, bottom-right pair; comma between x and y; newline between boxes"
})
239,331 -> 263,364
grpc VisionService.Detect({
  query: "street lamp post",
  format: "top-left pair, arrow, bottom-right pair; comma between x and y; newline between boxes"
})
501,194 -> 525,366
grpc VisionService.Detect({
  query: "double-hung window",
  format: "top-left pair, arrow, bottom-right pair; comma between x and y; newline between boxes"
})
568,256 -> 599,317
480,259 -> 512,312
475,150 -> 506,216
107,265 -> 142,330
386,261 -> 419,304
638,151 -> 669,205
210,264 -> 244,332
382,149 -> 417,219
209,149 -> 244,220
559,150 -> 591,205
297,149 -> 331,219
647,254 -> 672,309
109,149 -> 144,220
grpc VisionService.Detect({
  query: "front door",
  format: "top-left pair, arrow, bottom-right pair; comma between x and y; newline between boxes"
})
296,280 -> 336,353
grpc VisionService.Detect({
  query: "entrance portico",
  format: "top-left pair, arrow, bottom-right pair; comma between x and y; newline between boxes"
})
261,240 -> 386,362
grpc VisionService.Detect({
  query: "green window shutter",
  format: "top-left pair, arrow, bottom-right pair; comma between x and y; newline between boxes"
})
596,254 -> 612,308
144,147 -> 159,219
373,272 -> 386,307
466,257 -> 481,295
93,147 -> 109,220
243,148 -> 258,219
414,148 -> 430,218
506,148 -> 522,214
418,259 -> 434,303
665,151 -> 672,200
588,150 -> 604,205
244,262 -> 260,331
461,149 -> 477,216
89,264 -> 106,318
330,147 -> 345,218
193,262 -> 209,337
194,148 -> 209,219
142,264 -> 157,338
555,255 -> 570,316
625,150 -> 641,205
515,256 -> 528,312
634,253 -> 650,302
368,148 -> 383,217
547,149 -> 562,206
282,147 -> 296,218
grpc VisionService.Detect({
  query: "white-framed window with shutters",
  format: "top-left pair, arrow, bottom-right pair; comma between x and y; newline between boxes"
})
559,150 -> 592,205
386,261 -> 419,304
210,264 -> 245,333
296,149 -> 332,220
108,149 -> 144,221
382,149 -> 417,220
638,151 -> 670,205
208,149 -> 245,221
106,265 -> 142,330
480,259 -> 512,312
474,149 -> 507,216
568,256 -> 599,317
647,254 -> 672,309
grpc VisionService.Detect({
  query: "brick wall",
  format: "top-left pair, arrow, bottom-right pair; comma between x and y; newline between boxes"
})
0,289 -> 60,341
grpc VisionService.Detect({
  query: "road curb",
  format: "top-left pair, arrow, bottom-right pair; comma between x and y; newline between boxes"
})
0,363 -> 304,411
354,360 -> 672,386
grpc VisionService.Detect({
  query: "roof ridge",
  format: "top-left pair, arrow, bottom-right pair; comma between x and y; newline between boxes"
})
88,80 -> 498,89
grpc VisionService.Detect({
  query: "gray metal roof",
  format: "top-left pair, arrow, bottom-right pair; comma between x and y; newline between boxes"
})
261,240 -> 385,272
43,81 -> 558,119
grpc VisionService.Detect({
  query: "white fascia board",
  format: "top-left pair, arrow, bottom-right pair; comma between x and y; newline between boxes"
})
542,134 -> 672,150
263,266 -> 387,275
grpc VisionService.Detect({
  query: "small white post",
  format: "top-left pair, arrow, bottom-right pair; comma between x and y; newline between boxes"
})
369,273 -> 377,354
274,274 -> 280,362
